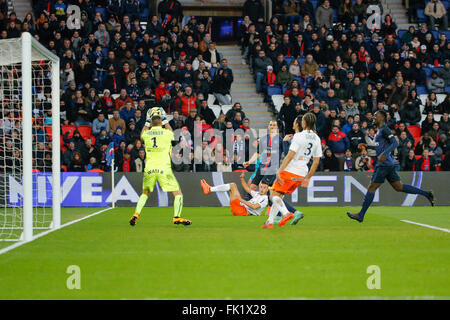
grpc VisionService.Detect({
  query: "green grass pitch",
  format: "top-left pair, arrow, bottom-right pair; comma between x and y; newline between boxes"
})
0,206 -> 449,299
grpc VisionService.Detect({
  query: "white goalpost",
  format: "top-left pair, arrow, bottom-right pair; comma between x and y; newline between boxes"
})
0,32 -> 61,243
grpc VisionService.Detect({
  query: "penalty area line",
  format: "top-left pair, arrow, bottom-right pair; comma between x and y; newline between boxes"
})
0,207 -> 114,256
401,220 -> 450,233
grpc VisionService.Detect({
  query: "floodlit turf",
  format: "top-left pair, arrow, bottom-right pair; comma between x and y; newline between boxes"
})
0,206 -> 449,299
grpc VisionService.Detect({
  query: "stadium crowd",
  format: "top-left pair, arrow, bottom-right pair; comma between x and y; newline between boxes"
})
0,0 -> 449,173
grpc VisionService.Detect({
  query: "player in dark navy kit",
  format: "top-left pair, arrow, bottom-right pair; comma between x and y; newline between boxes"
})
347,110 -> 435,223
243,121 -> 301,220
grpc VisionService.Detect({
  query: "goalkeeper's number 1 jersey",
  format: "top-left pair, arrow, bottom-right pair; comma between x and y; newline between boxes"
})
141,126 -> 174,171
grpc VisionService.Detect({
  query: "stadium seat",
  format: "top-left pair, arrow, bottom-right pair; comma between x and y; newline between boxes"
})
44,126 -> 52,141
419,94 -> 428,106
319,66 -> 326,74
139,0 -> 148,6
226,94 -> 232,103
271,94 -> 285,113
437,94 -> 446,104
61,165 -> 67,172
140,8 -> 150,20
440,30 -> 450,39
416,85 -> 428,95
284,57 -> 293,65
445,85 -> 450,93
209,105 -> 221,118
407,125 -> 421,139
293,76 -> 305,87
397,29 -> 407,41
417,9 -> 426,23
207,94 -> 216,106
95,7 -> 107,20
414,136 -> 422,147
431,30 -> 439,40
88,168 -> 105,173
267,86 -> 282,96
77,125 -> 92,139
423,67 -> 432,78
61,124 -> 76,138
298,57 -> 306,67
221,104 -> 233,116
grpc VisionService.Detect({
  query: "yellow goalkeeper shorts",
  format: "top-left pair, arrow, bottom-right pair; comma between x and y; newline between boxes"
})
142,168 -> 180,193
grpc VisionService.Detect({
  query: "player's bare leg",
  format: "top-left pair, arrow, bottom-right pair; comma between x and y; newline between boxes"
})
389,180 -> 435,206
347,182 -> 382,223
172,190 -> 191,225
130,189 -> 150,226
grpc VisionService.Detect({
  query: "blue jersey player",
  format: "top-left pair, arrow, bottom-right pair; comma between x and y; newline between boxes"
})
347,110 -> 435,223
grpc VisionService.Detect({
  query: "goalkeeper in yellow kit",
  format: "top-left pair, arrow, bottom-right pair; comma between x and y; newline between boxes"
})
129,107 -> 192,226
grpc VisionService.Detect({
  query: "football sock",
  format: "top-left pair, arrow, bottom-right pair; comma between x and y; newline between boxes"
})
272,196 -> 290,216
135,194 -> 148,214
211,184 -> 231,192
358,192 -> 375,219
174,195 -> 183,217
401,184 -> 429,197
283,199 -> 296,214
267,202 -> 279,224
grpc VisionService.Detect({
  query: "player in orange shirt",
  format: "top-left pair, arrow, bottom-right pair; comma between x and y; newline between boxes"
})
262,112 -> 323,229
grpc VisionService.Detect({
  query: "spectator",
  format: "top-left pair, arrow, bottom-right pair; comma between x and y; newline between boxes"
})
343,149 -> 355,171
198,99 -> 216,125
328,125 -> 350,169
109,110 -> 126,135
254,50 -> 273,93
211,68 -> 232,105
125,120 -> 140,145
92,113 -> 110,136
322,149 -> 340,171
112,126 -> 126,148
427,71 -> 445,94
347,122 -> 365,154
243,0 -> 265,24
315,0 -> 333,29
120,101 -> 136,123
69,152 -> 85,172
437,60 -> 450,86
424,0 -> 448,31
415,149 -> 436,171
355,148 -> 373,171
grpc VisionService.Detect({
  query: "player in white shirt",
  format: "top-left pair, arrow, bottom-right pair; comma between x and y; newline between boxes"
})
263,112 -> 323,228
200,173 -> 269,216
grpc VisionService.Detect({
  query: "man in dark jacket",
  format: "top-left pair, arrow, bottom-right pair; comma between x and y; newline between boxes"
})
254,50 -> 273,92
198,99 -> 217,125
347,122 -> 366,154
401,100 -> 422,125
243,0 -> 265,23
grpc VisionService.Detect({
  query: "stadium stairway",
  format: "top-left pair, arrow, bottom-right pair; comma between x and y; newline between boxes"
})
217,44 -> 274,131
10,0 -> 32,20
381,0 -> 412,29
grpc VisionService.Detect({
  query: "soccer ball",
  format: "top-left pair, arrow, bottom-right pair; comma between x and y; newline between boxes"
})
147,107 -> 166,120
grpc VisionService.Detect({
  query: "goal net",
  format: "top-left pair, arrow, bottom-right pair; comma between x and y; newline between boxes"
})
0,33 -> 60,242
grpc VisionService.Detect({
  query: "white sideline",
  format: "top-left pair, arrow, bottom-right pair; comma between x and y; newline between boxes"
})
401,220 -> 450,233
0,207 -> 114,255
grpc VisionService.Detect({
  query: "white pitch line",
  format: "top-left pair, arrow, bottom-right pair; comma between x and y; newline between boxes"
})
0,207 -> 114,256
401,220 -> 450,233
